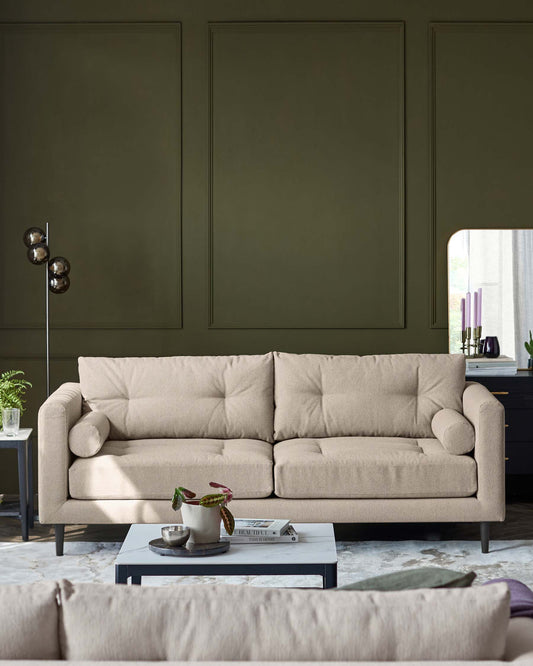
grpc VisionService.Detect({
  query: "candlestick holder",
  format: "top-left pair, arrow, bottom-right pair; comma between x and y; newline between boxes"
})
461,329 -> 468,355
461,326 -> 483,358
472,325 -> 482,358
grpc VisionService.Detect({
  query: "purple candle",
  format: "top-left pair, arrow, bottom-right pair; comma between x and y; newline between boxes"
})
466,292 -> 471,328
461,298 -> 465,331
474,291 -> 478,328
478,288 -> 482,327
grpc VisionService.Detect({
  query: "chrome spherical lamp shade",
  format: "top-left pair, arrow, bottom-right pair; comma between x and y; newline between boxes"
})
48,256 -> 71,277
23,227 -> 46,247
48,274 -> 70,294
27,242 -> 50,265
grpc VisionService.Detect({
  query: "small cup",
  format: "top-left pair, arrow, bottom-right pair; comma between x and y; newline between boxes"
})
2,408 -> 20,437
161,524 -> 190,547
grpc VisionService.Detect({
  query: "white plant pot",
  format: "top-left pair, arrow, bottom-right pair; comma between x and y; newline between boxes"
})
180,503 -> 221,545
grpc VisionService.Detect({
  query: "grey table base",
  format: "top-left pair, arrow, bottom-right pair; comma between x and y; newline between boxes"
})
0,429 -> 34,541
115,561 -> 337,588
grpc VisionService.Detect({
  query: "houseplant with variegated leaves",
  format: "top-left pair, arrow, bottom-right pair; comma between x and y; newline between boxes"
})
172,481 -> 235,544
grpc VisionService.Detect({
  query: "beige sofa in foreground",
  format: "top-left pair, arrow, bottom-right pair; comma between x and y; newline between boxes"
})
1,580 -> 532,663
38,352 -> 505,555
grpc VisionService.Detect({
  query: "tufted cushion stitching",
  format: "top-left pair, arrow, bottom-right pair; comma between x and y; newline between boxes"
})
298,438 -> 451,465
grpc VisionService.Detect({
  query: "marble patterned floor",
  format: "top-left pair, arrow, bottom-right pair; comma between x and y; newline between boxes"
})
1,537 -> 533,588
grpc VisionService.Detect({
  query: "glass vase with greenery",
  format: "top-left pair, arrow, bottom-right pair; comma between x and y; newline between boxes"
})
0,370 -> 32,429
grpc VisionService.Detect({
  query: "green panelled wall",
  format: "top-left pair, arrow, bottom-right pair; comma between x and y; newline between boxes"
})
209,23 -> 404,329
1,24 -> 181,330
431,23 -> 533,327
1,0 -> 533,493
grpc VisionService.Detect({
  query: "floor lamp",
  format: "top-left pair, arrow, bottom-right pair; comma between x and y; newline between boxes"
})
23,224 -> 71,398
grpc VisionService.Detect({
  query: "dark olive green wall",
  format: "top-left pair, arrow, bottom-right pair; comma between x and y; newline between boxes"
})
1,0 -> 533,493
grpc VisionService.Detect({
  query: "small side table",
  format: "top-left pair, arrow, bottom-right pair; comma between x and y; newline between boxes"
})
0,428 -> 34,541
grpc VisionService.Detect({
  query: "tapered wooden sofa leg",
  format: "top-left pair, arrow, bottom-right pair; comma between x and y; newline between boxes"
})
55,524 -> 65,556
480,522 -> 490,554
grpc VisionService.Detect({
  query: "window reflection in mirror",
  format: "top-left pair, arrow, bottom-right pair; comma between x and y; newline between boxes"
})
448,229 -> 533,367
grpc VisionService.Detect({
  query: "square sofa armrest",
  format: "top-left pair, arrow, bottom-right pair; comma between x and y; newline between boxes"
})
462,381 -> 505,516
38,383 -> 83,522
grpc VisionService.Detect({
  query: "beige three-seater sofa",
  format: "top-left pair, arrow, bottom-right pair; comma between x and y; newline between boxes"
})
38,352 -> 505,555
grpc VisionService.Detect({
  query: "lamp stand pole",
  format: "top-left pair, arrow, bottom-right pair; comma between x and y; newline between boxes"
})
45,222 -> 50,398
23,223 -> 71,400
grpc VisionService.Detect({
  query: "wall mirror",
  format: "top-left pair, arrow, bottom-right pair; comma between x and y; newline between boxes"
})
448,229 -> 533,368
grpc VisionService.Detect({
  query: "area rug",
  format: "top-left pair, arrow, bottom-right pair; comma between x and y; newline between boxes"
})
2,539 -> 532,587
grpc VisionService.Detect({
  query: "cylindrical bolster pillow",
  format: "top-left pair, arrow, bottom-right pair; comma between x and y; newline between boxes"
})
68,410 -> 110,457
432,408 -> 475,455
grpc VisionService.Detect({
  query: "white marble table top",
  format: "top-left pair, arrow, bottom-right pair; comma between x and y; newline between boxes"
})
0,428 -> 32,442
116,523 -> 337,566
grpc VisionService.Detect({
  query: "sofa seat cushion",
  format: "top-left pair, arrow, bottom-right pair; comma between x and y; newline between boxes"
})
69,439 -> 273,500
274,437 -> 477,499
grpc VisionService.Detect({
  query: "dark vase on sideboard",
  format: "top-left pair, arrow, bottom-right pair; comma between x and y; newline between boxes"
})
483,336 -> 500,358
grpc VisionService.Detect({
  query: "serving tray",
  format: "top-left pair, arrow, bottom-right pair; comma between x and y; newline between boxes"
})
148,538 -> 230,557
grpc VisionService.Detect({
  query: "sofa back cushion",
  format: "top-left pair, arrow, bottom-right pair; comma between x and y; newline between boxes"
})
274,352 -> 466,440
0,581 -> 60,659
58,580 -> 509,662
78,354 -> 274,441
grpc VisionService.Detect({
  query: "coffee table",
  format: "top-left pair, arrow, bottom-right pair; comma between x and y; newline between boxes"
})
115,522 -> 337,588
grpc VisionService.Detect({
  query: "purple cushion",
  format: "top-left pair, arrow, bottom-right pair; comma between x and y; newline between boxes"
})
484,578 -> 533,618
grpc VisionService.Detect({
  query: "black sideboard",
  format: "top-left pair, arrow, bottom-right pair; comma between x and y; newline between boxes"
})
466,371 -> 533,475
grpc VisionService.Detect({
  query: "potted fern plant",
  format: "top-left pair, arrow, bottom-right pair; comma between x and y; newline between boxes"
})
172,481 -> 235,544
0,370 -> 32,432
525,331 -> 533,369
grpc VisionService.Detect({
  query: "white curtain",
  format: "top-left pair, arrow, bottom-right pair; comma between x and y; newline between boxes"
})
469,230 -> 515,359
512,230 -> 533,368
